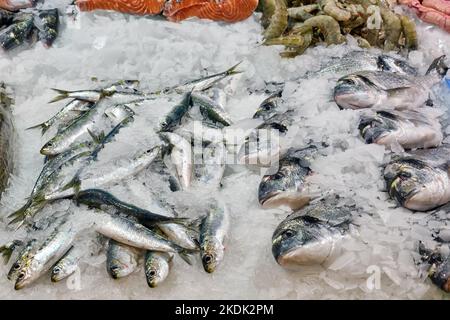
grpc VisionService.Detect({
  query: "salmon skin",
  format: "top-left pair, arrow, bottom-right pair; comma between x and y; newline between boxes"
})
76,0 -> 258,22
163,0 -> 259,22
76,0 -> 166,15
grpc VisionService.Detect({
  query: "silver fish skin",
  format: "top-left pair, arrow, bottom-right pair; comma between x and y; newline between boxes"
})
315,51 -> 417,77
44,145 -> 161,201
359,109 -> 443,150
14,219 -> 77,290
258,145 -> 318,210
160,132 -> 192,190
27,99 -> 93,135
51,245 -> 83,282
191,92 -> 233,127
106,239 -> 140,279
199,202 -> 230,273
90,210 -> 185,253
159,92 -> 192,133
7,239 -> 36,281
40,99 -> 134,156
168,62 -> 242,94
144,251 -> 173,288
272,195 -> 354,269
384,155 -> 450,211
334,56 -> 448,110
253,89 -> 283,120
193,141 -> 226,188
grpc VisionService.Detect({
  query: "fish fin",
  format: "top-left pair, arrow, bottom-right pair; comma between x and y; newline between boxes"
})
86,129 -> 104,145
177,249 -> 197,265
49,88 -> 70,103
425,55 -> 448,77
225,61 -> 244,76
60,176 -> 81,194
26,121 -> 50,135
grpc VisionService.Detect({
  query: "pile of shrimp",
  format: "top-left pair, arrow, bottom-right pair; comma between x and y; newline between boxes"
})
398,0 -> 450,33
260,0 -> 418,57
75,0 -> 259,23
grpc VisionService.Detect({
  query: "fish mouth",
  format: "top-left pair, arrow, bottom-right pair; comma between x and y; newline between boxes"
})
275,242 -> 333,268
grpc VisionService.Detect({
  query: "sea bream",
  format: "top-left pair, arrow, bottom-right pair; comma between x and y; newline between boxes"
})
334,56 -> 448,110
384,147 -> 450,211
358,109 -> 443,150
272,195 -> 355,268
258,145 -> 319,210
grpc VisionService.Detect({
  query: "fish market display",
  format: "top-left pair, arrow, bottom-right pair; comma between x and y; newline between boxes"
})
0,0 -> 34,11
0,83 -> 13,197
262,0 -> 419,57
2,9 -> 450,300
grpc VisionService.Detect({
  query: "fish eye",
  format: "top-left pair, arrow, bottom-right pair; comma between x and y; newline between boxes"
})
398,171 -> 412,179
46,142 -> 53,147
146,149 -> 152,153
13,263 -> 20,270
283,229 -> 295,239
149,270 -> 156,277
53,267 -> 61,274
17,272 -> 25,280
203,254 -> 213,264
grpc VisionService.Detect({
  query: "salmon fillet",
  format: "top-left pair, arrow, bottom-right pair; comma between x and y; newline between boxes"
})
76,0 -> 165,15
163,0 -> 258,22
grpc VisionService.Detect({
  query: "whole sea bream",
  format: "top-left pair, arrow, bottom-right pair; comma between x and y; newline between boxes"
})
272,195 -> 356,268
334,56 -> 448,110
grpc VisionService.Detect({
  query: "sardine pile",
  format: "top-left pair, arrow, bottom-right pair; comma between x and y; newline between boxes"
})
260,0 -> 418,57
0,64 -> 244,290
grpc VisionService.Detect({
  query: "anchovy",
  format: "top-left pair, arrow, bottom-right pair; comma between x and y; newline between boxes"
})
191,92 -> 233,127
159,92 -> 192,132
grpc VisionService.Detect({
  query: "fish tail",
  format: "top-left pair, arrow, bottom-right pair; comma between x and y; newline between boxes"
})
7,198 -> 46,227
49,88 -> 70,103
225,61 -> 244,76
25,121 -> 51,135
425,55 -> 449,78
0,240 -> 23,264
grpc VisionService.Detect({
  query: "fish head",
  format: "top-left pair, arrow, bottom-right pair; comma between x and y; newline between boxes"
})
7,252 -> 30,281
384,158 -> 444,210
107,259 -> 134,279
378,55 -> 417,75
358,111 -> 397,144
14,256 -> 38,290
272,216 -> 334,268
430,259 -> 450,292
50,263 -> 72,282
201,237 -> 224,273
145,254 -> 170,288
334,75 -> 380,109
40,136 -> 66,156
258,163 -> 309,209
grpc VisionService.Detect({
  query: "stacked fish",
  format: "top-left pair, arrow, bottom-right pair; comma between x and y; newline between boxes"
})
235,51 -> 450,292
0,64 -> 242,290
0,5 -> 59,51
